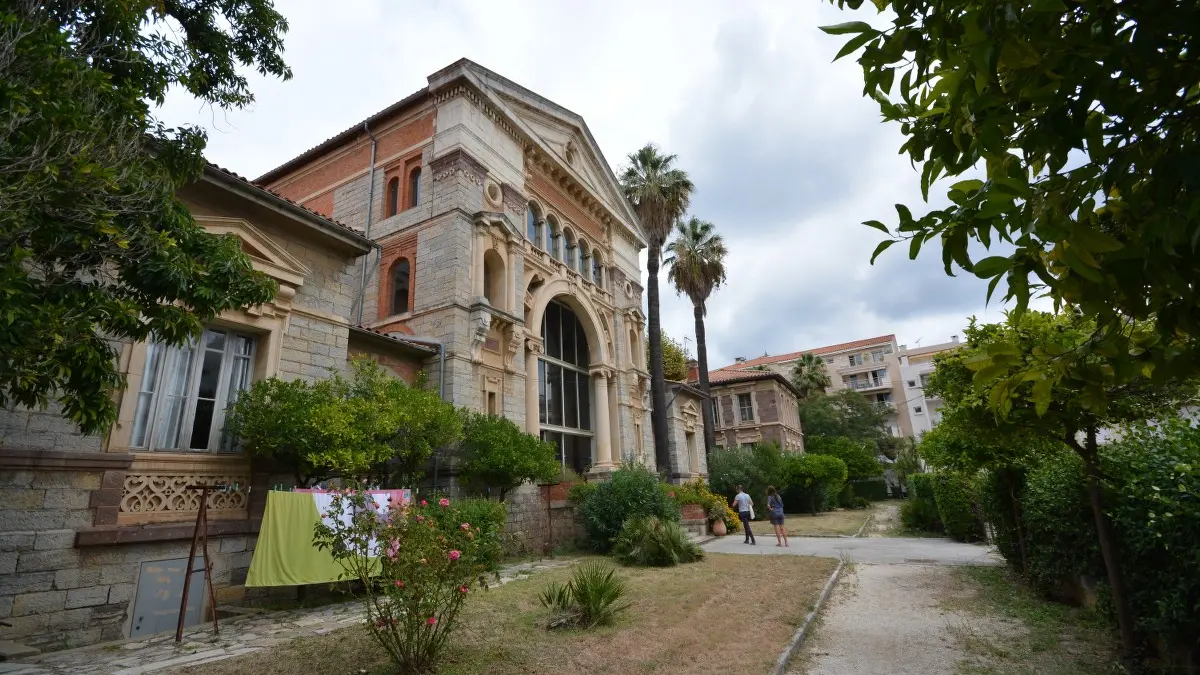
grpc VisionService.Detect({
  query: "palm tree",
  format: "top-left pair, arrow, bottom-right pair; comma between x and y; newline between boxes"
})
790,353 -> 832,402
620,144 -> 694,474
665,217 -> 727,454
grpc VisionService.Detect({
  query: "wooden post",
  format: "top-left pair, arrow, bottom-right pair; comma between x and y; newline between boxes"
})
176,484 -> 225,642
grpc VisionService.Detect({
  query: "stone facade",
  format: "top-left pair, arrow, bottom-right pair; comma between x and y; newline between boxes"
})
662,381 -> 709,482
0,168 -> 428,652
707,371 -> 805,453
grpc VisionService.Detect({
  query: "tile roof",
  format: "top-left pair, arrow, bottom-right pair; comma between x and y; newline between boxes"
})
704,369 -> 802,398
349,326 -> 438,355
712,334 -> 897,373
203,163 -> 368,243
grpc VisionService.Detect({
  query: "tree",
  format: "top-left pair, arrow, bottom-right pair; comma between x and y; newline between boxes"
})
1,1 -> 291,435
620,144 -> 694,474
783,453 -> 848,515
798,389 -> 891,451
227,358 -> 461,487
649,330 -> 690,382
925,311 -> 1195,656
665,217 -> 727,454
789,353 -> 833,402
806,435 -> 882,481
824,0 -> 1200,411
457,412 -> 560,501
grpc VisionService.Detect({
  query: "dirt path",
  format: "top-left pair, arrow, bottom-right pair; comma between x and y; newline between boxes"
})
788,564 -> 1001,675
865,501 -> 899,537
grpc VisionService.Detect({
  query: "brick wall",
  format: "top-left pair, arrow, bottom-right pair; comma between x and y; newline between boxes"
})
756,388 -> 780,423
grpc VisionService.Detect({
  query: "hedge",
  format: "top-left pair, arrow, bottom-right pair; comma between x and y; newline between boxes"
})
850,478 -> 889,502
901,472 -> 942,533
931,470 -> 986,543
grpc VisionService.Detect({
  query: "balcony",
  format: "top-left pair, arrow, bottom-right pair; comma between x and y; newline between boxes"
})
845,378 -> 892,393
837,357 -> 889,375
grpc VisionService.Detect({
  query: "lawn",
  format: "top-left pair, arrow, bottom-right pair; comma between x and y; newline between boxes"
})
746,508 -> 870,538
181,553 -> 837,675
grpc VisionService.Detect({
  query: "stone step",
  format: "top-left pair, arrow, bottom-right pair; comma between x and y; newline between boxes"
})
0,643 -> 41,662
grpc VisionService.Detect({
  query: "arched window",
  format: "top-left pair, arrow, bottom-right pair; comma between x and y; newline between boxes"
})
578,241 -> 591,278
564,229 -> 577,269
408,167 -> 421,208
539,300 -> 592,474
629,328 -> 640,368
592,254 -> 604,287
547,216 -> 561,260
526,203 -> 542,248
483,249 -> 505,309
391,258 -> 411,315
385,177 -> 400,218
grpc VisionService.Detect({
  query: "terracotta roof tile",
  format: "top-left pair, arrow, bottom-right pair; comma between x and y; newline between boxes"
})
205,162 -> 365,238
349,325 -> 438,354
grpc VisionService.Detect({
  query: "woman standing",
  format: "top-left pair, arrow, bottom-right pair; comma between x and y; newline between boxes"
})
766,486 -> 788,547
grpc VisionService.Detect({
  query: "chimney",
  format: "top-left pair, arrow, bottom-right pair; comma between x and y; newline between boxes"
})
686,359 -> 699,383
951,335 -> 959,343
734,356 -> 747,364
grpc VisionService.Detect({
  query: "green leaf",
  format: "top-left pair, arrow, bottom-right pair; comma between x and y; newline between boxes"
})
819,21 -> 875,35
870,238 -> 897,263
1071,226 -> 1122,254
1032,378 -> 1053,416
863,220 -> 890,235
974,364 -> 1009,385
972,256 -> 1011,278
950,179 -> 984,193
835,30 -> 878,61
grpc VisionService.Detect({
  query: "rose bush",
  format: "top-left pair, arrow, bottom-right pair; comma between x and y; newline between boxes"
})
313,491 -> 496,674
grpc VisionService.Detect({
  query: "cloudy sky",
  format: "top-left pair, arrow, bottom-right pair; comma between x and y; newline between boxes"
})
159,0 -> 1023,369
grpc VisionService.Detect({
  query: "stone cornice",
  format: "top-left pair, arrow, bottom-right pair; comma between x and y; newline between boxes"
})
430,148 -> 489,183
0,448 -> 134,471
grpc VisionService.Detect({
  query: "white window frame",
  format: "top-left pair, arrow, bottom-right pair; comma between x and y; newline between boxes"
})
130,327 -> 257,453
848,353 -> 864,366
737,393 -> 754,423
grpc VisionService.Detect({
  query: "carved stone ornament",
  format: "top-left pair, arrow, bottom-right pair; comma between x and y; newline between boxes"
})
121,474 -> 249,516
469,307 -> 492,363
505,325 -> 523,370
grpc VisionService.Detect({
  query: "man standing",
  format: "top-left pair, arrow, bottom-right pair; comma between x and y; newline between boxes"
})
732,485 -> 755,545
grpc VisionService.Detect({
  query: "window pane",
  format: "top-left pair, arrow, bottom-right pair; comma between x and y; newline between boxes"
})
153,343 -> 196,449
541,431 -> 564,468
204,329 -> 226,352
578,373 -> 591,430
574,315 -> 589,366
218,339 -> 255,453
189,399 -> 216,449
544,303 -> 561,360
538,360 -> 547,424
564,435 -> 591,474
196,341 -> 225,400
546,363 -> 563,426
130,342 -> 165,448
562,311 -> 576,365
563,370 -> 578,428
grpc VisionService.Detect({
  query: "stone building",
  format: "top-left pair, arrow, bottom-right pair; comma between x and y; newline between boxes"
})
0,58 -> 670,653
663,380 -> 710,480
256,58 -> 655,475
0,164 -> 438,651
703,370 -> 804,452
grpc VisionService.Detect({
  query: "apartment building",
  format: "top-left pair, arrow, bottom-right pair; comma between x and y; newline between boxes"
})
713,335 -> 909,437
896,337 -> 963,436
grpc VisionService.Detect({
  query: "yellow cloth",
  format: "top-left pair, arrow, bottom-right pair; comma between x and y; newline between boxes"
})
245,491 -> 367,587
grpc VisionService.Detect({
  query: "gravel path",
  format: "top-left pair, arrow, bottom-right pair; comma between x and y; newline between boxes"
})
702,534 -> 1001,566
789,564 -> 1000,675
866,501 -> 899,537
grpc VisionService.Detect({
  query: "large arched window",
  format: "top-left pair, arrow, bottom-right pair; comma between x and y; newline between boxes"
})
385,177 -> 400,218
578,240 -> 591,278
526,203 -> 542,248
391,258 -> 411,315
564,229 -> 577,269
539,300 -> 592,474
408,167 -> 421,207
547,216 -> 561,261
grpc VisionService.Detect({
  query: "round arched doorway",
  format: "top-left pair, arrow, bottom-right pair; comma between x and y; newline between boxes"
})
537,299 -> 592,474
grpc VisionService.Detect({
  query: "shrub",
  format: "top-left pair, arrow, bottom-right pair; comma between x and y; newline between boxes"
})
854,496 -> 873,509
977,467 -> 1029,570
669,479 -> 739,533
901,472 -> 942,533
566,481 -> 597,505
312,491 -> 492,674
457,412 -> 560,501
782,453 -> 847,515
1021,452 -> 1098,594
432,497 -> 506,571
851,478 -> 889,502
806,435 -> 883,480
612,516 -> 704,567
575,464 -> 680,552
931,470 -> 986,542
539,561 -> 631,629
708,443 -> 787,514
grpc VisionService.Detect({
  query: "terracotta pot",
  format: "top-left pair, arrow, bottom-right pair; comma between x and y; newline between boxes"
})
711,518 -> 727,536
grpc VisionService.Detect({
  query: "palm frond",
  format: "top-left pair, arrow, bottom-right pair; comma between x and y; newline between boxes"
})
664,217 -> 728,312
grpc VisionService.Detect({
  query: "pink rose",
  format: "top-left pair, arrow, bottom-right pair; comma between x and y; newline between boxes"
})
416,515 -> 424,522
394,580 -> 404,588
426,617 -> 437,626
385,539 -> 400,561
459,585 -> 469,594
449,550 -> 461,561
420,499 -> 428,507
460,522 -> 470,531
439,498 -> 450,507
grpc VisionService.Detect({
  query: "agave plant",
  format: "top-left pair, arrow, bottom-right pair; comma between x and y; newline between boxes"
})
538,561 -> 631,629
612,515 -> 704,567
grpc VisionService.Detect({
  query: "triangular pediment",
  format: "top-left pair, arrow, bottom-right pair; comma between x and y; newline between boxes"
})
196,216 -> 311,288
502,99 -> 621,204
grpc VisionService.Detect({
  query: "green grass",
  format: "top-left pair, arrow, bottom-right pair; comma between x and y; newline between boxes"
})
943,566 -> 1121,675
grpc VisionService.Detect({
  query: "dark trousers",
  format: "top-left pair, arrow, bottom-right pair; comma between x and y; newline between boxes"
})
739,511 -> 755,543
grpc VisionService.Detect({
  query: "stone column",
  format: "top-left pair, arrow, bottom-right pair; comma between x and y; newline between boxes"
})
524,337 -> 543,435
591,368 -> 614,470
